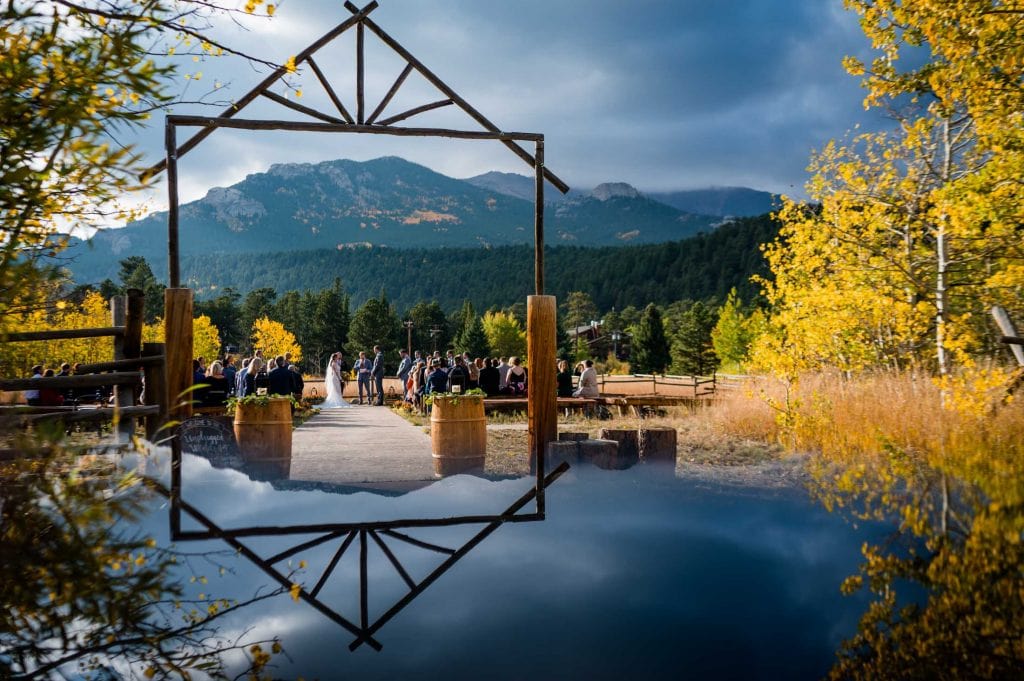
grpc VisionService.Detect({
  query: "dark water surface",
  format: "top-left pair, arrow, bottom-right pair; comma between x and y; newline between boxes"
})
133,453 -> 878,680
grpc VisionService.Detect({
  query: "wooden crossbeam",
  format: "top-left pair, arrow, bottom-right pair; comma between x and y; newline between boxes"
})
376,98 -> 453,126
168,115 -> 543,141
307,56 -> 355,123
366,63 -> 414,125
260,90 -> 347,124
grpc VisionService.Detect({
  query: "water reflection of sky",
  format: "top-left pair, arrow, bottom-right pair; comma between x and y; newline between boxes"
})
126,450 -> 878,680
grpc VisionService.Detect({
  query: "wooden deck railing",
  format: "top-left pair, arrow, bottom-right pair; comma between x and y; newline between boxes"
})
0,288 -> 168,442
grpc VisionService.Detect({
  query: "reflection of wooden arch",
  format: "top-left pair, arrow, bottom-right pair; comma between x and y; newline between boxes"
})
151,0 -> 569,293
152,462 -> 569,651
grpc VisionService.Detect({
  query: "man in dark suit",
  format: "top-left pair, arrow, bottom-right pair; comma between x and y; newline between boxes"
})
371,345 -> 385,405
267,356 -> 294,397
289,364 -> 304,403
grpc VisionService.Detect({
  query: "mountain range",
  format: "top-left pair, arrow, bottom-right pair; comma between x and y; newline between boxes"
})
63,156 -> 776,285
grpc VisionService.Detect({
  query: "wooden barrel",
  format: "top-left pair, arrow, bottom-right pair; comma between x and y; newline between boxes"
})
430,395 -> 486,476
233,397 -> 292,479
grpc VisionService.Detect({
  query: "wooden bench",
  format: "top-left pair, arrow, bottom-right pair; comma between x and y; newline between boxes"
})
482,397 -> 597,414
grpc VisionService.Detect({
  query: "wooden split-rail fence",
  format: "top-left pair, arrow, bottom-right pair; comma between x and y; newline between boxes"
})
0,288 -> 168,452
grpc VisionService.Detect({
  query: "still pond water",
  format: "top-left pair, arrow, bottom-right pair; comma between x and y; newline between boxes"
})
130,451 -> 879,680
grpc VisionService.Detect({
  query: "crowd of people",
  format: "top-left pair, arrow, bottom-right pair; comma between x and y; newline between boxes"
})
22,362 -> 110,407
192,350 -> 304,406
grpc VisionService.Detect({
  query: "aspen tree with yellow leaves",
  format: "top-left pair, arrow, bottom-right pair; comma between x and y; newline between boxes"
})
1,2 -> 292,676
751,2 -> 1024,677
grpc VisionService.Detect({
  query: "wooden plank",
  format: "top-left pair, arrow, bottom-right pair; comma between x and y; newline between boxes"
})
1,327 -> 124,342
0,405 -> 161,426
366,62 -> 414,125
345,1 -> 570,194
307,56 -> 355,123
376,98 -> 453,126
259,90 -> 347,124
166,115 -> 543,141
0,373 -> 142,391
72,355 -> 165,375
142,2 -> 379,179
111,295 -> 133,441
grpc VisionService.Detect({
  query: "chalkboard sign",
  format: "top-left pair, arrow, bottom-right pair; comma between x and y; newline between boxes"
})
179,415 -> 244,469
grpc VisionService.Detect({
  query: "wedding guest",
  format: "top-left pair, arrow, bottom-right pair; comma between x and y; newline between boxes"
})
397,349 -> 412,390
25,365 -> 43,406
557,359 -> 574,398
37,369 -> 64,407
574,359 -> 599,398
223,356 -> 237,396
235,357 -> 251,397
371,345 -> 385,405
244,357 -> 264,396
289,364 -> 304,402
497,357 -> 511,390
355,351 -> 372,404
268,356 -> 293,397
505,356 -> 527,395
447,356 -> 470,393
479,358 -> 501,396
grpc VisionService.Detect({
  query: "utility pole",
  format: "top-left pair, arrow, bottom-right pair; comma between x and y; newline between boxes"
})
429,324 -> 441,353
403,320 -> 414,355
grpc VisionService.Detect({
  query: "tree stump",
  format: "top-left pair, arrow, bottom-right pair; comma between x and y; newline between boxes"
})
597,427 -> 640,468
558,431 -> 589,442
578,439 -> 622,470
546,440 -> 579,472
639,427 -> 677,464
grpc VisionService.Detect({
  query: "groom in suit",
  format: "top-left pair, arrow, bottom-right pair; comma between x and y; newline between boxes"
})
371,345 -> 385,405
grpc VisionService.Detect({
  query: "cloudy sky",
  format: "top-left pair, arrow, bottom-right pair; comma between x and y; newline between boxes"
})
126,0 -> 884,213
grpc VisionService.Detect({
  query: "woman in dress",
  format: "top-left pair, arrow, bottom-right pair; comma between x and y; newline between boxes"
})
321,352 -> 352,408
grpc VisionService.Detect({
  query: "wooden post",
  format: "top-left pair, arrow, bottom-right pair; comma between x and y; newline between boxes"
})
534,139 -> 545,295
125,288 -> 144,406
166,120 -> 180,287
165,288 -> 194,421
110,295 -> 133,441
528,295 -> 557,505
142,342 -> 167,440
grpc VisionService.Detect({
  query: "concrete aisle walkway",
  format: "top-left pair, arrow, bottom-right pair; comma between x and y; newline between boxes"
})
289,404 -> 437,493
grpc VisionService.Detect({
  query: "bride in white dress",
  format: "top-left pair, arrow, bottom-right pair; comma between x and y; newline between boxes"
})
321,352 -> 352,408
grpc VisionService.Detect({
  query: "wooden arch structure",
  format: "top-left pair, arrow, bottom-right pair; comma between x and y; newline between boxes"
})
154,1 -> 566,483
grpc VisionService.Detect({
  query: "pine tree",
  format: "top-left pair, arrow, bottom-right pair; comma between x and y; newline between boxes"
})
459,315 -> 491,359
631,304 -> 671,374
348,294 -> 399,356
672,301 -> 719,376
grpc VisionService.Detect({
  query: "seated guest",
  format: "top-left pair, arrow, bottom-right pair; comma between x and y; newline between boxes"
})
192,358 -> 208,404
478,358 -> 501,396
426,359 -> 448,395
573,359 -> 600,398
37,369 -> 64,407
289,364 -> 304,402
25,365 -> 43,406
557,359 -> 574,398
447,356 -> 470,393
267,356 -> 293,397
505,356 -> 528,396
203,360 -> 229,405
244,357 -> 264,396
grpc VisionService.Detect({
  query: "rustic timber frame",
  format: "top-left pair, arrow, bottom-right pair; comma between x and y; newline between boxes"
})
151,2 -> 570,648
156,1 -> 567,465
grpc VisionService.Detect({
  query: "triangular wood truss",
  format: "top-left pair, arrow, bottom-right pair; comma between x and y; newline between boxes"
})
155,1 -> 566,294
151,462 -> 569,652
149,1 -> 568,194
